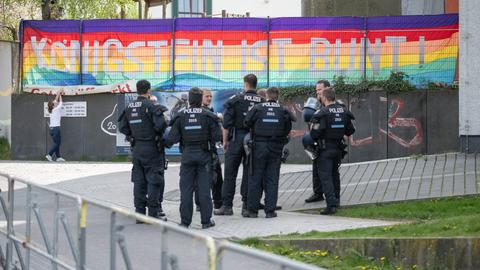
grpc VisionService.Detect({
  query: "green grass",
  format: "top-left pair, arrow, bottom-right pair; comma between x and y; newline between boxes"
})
239,196 -> 480,269
277,195 -> 480,239
0,137 -> 11,160
241,238 -> 405,270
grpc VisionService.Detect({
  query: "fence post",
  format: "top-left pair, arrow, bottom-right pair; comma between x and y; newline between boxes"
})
171,18 -> 176,91
5,176 -> 13,270
18,20 -> 24,94
267,17 -> 270,88
25,185 -> 32,269
77,198 -> 87,270
79,20 -> 83,85
110,212 -> 116,270
362,17 -> 367,81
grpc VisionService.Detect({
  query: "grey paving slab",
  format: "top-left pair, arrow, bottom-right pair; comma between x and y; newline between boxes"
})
441,153 -> 456,197
393,158 -> 417,201
347,163 -> 377,204
361,162 -> 388,204
407,158 -> 427,200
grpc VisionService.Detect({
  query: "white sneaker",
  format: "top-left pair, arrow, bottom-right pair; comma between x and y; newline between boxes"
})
56,157 -> 66,162
45,155 -> 53,162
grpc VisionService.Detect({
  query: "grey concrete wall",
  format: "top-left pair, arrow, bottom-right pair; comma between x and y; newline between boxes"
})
283,90 -> 458,164
265,238 -> 480,270
459,0 -> 480,152
302,0 -> 401,17
11,93 -> 117,160
402,0 -> 444,15
11,90 -> 458,162
0,41 -> 16,143
302,0 -> 446,16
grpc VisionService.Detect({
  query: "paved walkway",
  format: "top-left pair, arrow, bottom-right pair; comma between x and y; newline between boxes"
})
3,152 -> 478,239
1,153 -> 477,269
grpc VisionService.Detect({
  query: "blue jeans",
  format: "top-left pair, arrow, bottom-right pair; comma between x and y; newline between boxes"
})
48,127 -> 61,158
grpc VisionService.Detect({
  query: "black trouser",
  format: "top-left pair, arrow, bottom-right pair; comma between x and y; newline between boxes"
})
222,131 -> 248,207
316,148 -> 342,208
195,157 -> 223,208
312,158 -> 324,196
131,142 -> 165,217
247,141 -> 283,213
179,148 -> 213,226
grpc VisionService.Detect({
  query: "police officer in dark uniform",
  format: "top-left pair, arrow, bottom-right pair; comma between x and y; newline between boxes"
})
166,87 -> 222,229
310,88 -> 355,215
243,87 -> 295,218
215,74 -> 265,216
195,89 -> 223,211
119,80 -> 168,221
304,80 -> 330,203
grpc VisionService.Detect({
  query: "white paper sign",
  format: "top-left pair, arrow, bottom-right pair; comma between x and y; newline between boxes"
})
44,102 -> 87,117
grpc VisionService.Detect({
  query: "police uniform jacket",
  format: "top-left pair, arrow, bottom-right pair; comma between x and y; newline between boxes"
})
223,90 -> 265,132
310,103 -> 355,148
118,96 -> 168,144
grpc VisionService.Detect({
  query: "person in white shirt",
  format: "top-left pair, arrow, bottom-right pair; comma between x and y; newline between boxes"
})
46,90 -> 66,162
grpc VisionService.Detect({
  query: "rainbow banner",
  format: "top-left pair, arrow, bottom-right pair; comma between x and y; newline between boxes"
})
21,14 -> 458,94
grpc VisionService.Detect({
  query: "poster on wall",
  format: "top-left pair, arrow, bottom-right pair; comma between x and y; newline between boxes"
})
43,101 -> 87,117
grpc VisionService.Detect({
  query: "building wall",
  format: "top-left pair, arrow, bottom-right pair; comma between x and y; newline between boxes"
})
0,41 -> 16,143
459,0 -> 480,152
302,0 -> 456,16
302,0 -> 401,17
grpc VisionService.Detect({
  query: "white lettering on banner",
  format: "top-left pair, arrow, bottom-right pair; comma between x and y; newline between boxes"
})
28,34 -> 422,77
43,102 -> 87,117
24,80 -> 136,95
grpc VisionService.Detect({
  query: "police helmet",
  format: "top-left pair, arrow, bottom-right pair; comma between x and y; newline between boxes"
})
302,132 -> 319,160
303,97 -> 321,123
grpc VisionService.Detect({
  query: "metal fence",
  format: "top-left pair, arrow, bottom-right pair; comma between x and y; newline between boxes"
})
0,172 -> 323,270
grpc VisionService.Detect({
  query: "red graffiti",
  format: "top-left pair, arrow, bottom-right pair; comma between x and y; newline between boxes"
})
282,98 -> 424,148
349,97 -> 423,149
111,83 -> 133,94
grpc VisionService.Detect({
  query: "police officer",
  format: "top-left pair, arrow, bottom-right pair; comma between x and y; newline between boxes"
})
166,87 -> 222,229
310,88 -> 355,215
215,74 -> 265,216
243,87 -> 295,218
118,80 -> 168,221
304,80 -> 330,203
195,89 -> 223,211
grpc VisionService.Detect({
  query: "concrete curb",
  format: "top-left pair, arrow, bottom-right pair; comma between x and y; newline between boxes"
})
263,237 -> 480,270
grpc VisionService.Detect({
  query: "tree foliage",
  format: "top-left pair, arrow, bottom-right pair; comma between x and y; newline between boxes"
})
0,0 -> 137,41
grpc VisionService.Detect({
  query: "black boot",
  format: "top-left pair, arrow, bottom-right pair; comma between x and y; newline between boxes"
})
305,193 -> 325,203
265,211 -> 277,218
214,205 -> 233,215
242,210 -> 258,218
202,220 -> 215,229
149,208 -> 167,222
159,204 -> 166,217
320,206 -> 337,215
135,208 -> 146,224
241,202 -> 248,217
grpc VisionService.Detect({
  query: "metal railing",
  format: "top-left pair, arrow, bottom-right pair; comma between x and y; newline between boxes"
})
0,173 -> 323,270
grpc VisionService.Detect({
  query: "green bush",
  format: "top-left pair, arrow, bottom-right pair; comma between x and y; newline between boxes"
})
279,72 -> 454,99
0,137 -> 11,160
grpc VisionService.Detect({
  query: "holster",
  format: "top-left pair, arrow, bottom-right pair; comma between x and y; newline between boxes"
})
127,136 -> 135,148
339,141 -> 348,159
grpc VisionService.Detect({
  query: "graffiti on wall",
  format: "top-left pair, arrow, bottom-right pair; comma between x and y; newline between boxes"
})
283,94 -> 424,153
349,96 -> 424,149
